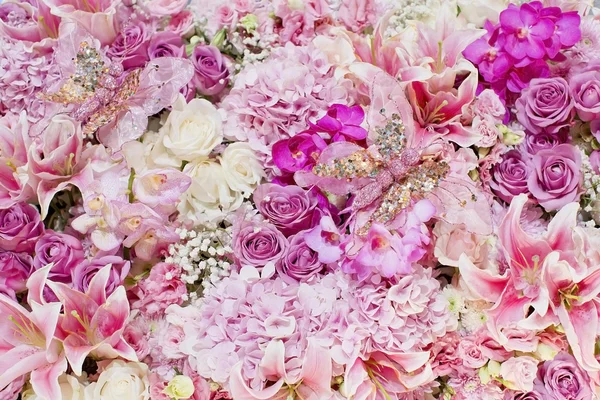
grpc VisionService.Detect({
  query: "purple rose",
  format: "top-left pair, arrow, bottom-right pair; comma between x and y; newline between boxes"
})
0,251 -> 32,297
528,144 -> 582,211
147,31 -> 185,59
534,352 -> 593,400
71,255 -> 131,296
525,129 -> 569,154
190,45 -> 229,96
570,65 -> 600,122
504,391 -> 544,400
490,150 -> 532,203
232,219 -> 288,268
253,183 -> 320,236
34,231 -> 84,283
276,232 -> 323,283
0,202 -> 44,252
516,77 -> 575,134
107,21 -> 152,70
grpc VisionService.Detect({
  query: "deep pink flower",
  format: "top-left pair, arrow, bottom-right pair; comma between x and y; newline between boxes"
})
147,31 -> 185,59
0,251 -> 32,298
106,20 -> 152,70
272,133 -> 327,174
463,21 -> 512,83
499,2 -> 556,61
524,129 -> 569,153
516,77 -> 574,134
490,150 -> 532,203
308,104 -> 368,142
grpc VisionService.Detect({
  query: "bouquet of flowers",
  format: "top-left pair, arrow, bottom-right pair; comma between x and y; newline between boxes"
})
2,0 -> 600,398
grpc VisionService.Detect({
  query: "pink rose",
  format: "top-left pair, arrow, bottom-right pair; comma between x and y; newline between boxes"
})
276,232 -> 323,283
570,67 -> 600,121
190,45 -> 230,96
106,20 -> 152,70
534,352 -> 593,400
504,391 -> 544,400
165,11 -> 195,37
0,251 -> 32,297
0,2 -> 44,42
528,143 -> 582,211
501,356 -> 539,392
34,230 -> 84,284
232,219 -> 288,268
490,150 -> 532,203
458,337 -> 488,369
516,77 -> 575,134
476,329 -> 512,362
29,114 -> 83,180
433,221 -> 490,267
253,183 -> 320,236
146,0 -> 187,17
0,202 -> 44,252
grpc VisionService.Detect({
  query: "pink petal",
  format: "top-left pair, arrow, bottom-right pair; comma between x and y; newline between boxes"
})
30,355 -> 67,400
557,302 -> 600,371
458,254 -> 509,302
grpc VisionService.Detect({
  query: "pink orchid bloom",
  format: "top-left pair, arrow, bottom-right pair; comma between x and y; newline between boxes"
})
342,352 -> 433,399
304,215 -> 344,264
45,264 -> 137,375
229,339 -> 332,400
0,266 -> 66,400
132,168 -> 192,214
460,194 -> 600,371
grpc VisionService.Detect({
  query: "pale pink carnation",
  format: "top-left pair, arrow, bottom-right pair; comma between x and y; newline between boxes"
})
131,263 -> 187,315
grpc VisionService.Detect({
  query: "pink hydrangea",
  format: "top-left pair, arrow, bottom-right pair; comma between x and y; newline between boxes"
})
0,37 -> 55,122
221,43 -> 356,169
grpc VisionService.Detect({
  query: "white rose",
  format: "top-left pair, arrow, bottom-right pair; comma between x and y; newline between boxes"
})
158,94 -> 223,164
178,160 -> 243,224
84,360 -> 150,400
457,0 -> 508,26
25,374 -> 86,400
220,143 -> 264,197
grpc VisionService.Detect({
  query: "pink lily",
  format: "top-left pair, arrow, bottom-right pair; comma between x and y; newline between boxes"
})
0,266 -> 66,400
229,339 -> 332,400
45,264 -> 137,375
341,351 -> 433,399
460,194 -> 600,371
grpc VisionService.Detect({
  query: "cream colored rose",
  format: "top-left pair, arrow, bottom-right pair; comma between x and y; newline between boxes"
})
433,221 -> 490,268
159,94 -> 223,163
220,143 -> 264,197
84,360 -> 150,400
457,0 -> 508,26
24,374 -> 86,400
178,160 -> 243,224
163,375 -> 195,399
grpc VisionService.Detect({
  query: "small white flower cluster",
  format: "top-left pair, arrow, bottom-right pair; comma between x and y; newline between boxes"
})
442,286 -> 488,334
166,227 -> 234,300
232,27 -> 278,70
383,0 -> 441,37
580,149 -> 600,225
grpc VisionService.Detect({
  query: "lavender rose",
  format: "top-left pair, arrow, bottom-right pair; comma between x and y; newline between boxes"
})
528,144 -> 582,211
490,150 -> 532,203
570,65 -> 600,121
0,251 -> 32,297
232,219 -> 288,268
504,391 -> 544,400
253,183 -> 320,236
34,231 -> 84,283
107,21 -> 152,70
534,352 -> 593,400
516,77 -> 574,133
190,45 -> 229,96
276,232 -> 323,283
147,31 -> 185,59
71,255 -> 131,296
0,202 -> 44,252
525,130 -> 569,154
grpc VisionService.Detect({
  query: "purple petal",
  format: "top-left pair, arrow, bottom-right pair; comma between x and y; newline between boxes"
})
500,8 -> 522,32
530,18 -> 554,40
340,125 -> 368,140
526,36 -> 546,59
520,3 -> 539,27
316,114 -> 343,133
505,35 -> 528,59
556,12 -> 582,47
463,38 -> 492,64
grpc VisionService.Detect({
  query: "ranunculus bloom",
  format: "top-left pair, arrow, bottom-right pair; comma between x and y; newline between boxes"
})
232,219 -> 288,268
0,251 -> 32,297
570,67 -> 600,121
534,352 -> 593,400
147,31 -> 185,59
107,20 -> 152,70
253,183 -> 320,236
527,143 -> 582,211
71,255 -> 131,296
0,202 -> 44,252
501,356 -> 539,392
276,231 -> 323,282
190,45 -> 229,96
33,230 -> 84,283
515,77 -> 575,134
490,150 -> 532,203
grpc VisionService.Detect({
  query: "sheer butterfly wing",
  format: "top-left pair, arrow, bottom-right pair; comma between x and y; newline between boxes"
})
96,57 -> 194,150
293,142 -> 377,196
